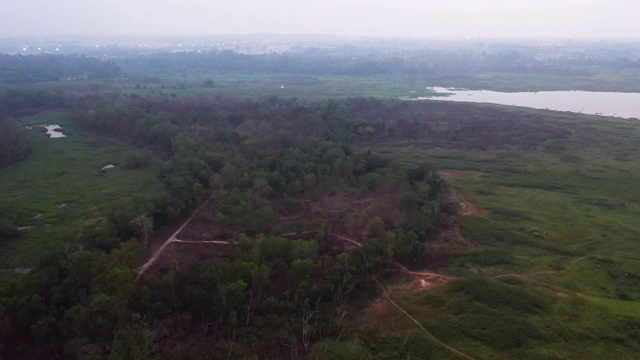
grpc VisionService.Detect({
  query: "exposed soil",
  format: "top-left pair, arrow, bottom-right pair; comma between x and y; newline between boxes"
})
439,170 -> 486,217
145,214 -> 191,254
136,173 -> 470,281
136,184 -> 406,278
276,187 -> 404,245
388,262 -> 456,293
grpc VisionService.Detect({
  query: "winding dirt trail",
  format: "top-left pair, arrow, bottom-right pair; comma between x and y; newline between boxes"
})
328,233 -> 457,283
390,263 -> 457,280
492,256 -> 590,280
331,233 -> 363,247
491,256 -> 595,298
371,277 -> 475,360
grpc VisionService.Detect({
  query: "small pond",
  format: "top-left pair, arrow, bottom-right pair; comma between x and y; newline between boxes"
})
41,124 -> 66,138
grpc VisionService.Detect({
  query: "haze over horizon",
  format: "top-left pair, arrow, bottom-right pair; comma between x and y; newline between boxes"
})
1,0 -> 639,40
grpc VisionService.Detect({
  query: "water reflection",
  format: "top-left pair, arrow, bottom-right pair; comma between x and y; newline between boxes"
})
41,124 -> 66,138
418,87 -> 640,119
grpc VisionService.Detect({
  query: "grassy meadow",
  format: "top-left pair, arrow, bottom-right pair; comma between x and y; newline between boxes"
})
13,65 -> 640,102
0,111 -> 162,283
335,104 -> 640,359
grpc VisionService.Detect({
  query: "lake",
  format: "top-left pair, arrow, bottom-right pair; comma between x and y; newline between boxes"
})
417,87 -> 640,119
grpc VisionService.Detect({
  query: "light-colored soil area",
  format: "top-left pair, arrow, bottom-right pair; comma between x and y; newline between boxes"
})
439,171 -> 486,217
388,262 -> 457,293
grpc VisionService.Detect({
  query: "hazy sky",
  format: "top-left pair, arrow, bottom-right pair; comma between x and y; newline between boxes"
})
1,0 -> 638,39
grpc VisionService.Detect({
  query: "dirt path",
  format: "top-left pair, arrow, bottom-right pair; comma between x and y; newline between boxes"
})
494,273 -> 589,298
491,256 -> 594,297
135,227 -> 362,278
371,277 -> 475,360
134,194 -> 216,278
325,233 -> 458,282
331,233 -> 363,247
173,239 -> 230,245
492,256 -> 590,280
279,230 -> 364,247
391,263 -> 458,280
500,256 -> 591,280
281,231 -> 315,237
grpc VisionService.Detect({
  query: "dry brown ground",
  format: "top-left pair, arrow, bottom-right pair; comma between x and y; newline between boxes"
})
439,170 -> 486,217
138,171 -> 481,280
137,183 -> 407,277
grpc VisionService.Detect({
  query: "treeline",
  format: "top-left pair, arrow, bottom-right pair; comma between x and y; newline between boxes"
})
0,119 -> 30,169
117,46 -> 640,78
0,54 -> 120,84
119,49 -> 417,76
0,89 -> 70,116
1,94 -> 448,358
0,89 -> 69,170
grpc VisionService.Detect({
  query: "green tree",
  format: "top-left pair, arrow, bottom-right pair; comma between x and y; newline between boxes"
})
109,323 -> 159,360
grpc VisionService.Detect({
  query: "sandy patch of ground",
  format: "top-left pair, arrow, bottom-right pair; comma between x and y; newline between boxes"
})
439,170 -> 486,217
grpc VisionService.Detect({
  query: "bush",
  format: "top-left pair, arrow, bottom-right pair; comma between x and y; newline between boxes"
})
124,151 -> 153,169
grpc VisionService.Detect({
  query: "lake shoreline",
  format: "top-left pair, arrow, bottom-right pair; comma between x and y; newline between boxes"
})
410,87 -> 640,120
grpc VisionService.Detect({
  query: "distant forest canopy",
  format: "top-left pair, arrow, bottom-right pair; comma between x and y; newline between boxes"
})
0,54 -> 120,84
0,89 -> 70,116
117,46 -> 640,77
2,40 -> 639,85
114,49 -> 592,76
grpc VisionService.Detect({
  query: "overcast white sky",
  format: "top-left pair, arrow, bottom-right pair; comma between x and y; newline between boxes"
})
1,0 -> 638,39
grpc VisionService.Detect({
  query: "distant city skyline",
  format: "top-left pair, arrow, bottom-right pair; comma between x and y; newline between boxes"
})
1,0 -> 639,40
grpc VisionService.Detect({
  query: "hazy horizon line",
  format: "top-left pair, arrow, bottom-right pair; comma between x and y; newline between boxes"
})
3,33 -> 640,43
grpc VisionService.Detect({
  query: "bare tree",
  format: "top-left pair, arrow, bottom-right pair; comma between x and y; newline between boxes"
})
301,300 -> 316,352
130,214 -> 154,245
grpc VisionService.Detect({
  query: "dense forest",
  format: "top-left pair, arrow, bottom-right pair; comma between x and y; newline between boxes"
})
117,45 -> 640,78
2,41 -> 639,87
0,93 -> 451,358
0,54 -> 120,84
117,48 -> 585,77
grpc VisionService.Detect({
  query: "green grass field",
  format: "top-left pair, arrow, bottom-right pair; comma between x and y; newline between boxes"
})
14,65 -> 640,101
0,111 -> 162,283
334,104 -> 640,359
